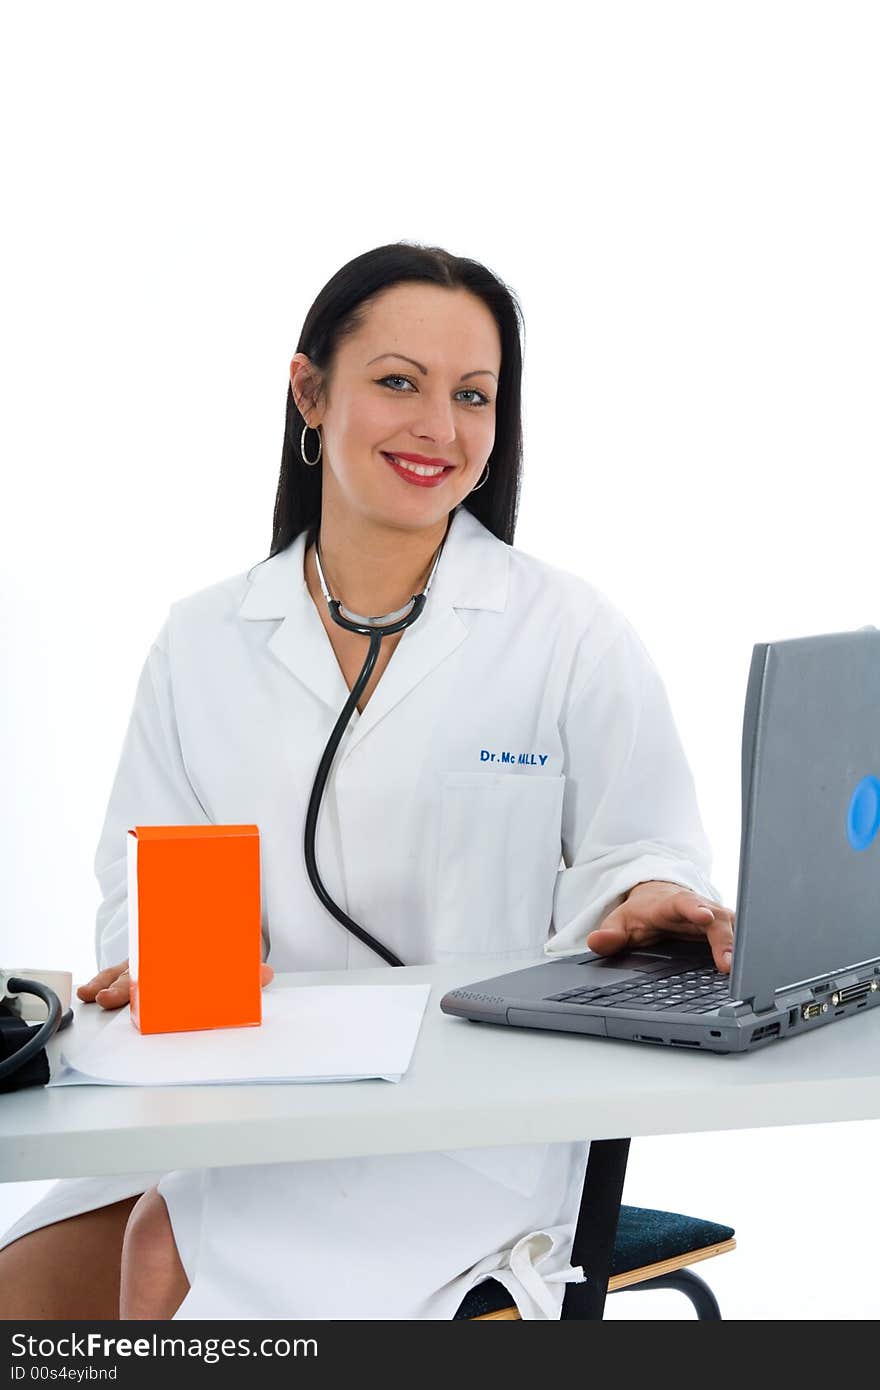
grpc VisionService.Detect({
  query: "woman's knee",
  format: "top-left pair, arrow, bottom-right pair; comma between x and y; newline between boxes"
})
119,1186 -> 189,1320
0,1196 -> 142,1320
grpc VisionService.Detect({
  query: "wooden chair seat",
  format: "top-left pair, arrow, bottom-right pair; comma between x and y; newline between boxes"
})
455,1205 -> 736,1319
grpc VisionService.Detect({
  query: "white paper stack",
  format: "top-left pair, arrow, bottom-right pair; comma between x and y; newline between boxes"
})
47,984 -> 431,1087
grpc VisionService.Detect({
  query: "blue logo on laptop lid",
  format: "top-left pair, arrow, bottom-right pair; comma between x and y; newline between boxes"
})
847,776 -> 880,852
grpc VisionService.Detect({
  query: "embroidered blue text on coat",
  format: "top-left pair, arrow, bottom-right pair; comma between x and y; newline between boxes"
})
480,749 -> 549,767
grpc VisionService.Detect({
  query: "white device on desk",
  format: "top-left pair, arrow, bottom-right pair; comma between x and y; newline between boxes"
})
442,626 -> 880,1054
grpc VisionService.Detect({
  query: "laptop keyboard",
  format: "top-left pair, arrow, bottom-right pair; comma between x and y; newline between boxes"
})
545,965 -> 730,1014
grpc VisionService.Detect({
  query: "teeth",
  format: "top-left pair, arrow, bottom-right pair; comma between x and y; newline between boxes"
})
388,455 -> 445,477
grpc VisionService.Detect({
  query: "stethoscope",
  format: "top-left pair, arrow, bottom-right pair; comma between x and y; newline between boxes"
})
0,972 -> 73,1088
0,518 -> 450,1084
303,513 -> 452,968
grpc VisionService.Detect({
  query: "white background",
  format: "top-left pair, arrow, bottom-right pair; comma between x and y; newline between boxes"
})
1,1 -> 877,1318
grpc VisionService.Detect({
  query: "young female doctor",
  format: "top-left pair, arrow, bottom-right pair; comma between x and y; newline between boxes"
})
0,242 -> 735,1321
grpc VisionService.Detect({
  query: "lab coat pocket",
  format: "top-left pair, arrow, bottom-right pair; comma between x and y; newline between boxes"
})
433,772 -> 565,956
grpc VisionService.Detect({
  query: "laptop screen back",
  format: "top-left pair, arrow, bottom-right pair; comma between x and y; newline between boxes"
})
731,629 -> 880,1011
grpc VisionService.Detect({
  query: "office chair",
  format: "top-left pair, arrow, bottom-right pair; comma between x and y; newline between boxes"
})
455,1205 -> 736,1319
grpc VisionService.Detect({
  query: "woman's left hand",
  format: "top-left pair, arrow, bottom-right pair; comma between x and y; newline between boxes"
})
586,879 -> 736,973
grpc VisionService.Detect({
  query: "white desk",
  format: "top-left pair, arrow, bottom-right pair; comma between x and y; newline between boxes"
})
4,959 -> 880,1317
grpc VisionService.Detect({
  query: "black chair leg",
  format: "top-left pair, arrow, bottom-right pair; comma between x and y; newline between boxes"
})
619,1268 -> 722,1319
561,1138 -> 631,1319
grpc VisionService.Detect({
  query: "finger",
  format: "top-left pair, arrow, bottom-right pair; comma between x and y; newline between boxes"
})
585,919 -> 662,955
646,899 -> 736,973
705,916 -> 736,973
588,893 -> 736,968
662,897 -> 736,971
77,964 -> 126,997
95,969 -> 129,994
689,898 -> 736,930
94,970 -> 131,1010
260,964 -> 274,988
588,889 -> 714,953
650,890 -> 724,927
76,962 -> 129,1001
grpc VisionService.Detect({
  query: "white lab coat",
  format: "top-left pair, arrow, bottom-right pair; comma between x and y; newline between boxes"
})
0,504 -> 722,1318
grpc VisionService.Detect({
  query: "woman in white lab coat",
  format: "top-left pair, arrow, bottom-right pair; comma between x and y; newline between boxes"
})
0,243 -> 735,1320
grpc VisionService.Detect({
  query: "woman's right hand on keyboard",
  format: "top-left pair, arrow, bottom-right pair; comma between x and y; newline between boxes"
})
77,958 -> 275,1010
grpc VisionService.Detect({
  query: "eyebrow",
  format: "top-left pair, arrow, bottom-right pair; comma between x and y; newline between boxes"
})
366,353 -> 498,383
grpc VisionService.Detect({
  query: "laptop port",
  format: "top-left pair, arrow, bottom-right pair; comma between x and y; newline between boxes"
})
751,1021 -> 781,1041
831,981 -> 878,1007
802,1002 -> 828,1021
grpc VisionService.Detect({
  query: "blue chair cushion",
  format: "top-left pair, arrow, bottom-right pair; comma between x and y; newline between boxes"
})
453,1205 -> 736,1318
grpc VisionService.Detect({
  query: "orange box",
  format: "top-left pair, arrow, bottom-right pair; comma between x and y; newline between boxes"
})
127,824 -> 262,1035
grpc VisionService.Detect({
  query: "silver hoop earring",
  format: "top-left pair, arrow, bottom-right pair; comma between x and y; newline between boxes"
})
301,424 -> 322,466
471,462 -> 490,492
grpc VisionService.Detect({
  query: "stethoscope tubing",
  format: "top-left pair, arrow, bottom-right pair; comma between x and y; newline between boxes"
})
0,977 -> 73,1083
2,530 -> 440,1084
303,627 -> 407,968
304,520 -> 449,969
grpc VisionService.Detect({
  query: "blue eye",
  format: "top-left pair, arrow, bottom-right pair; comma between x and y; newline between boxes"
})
376,375 -> 491,407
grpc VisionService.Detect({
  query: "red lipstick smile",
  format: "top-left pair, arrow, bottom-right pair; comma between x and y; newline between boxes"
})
381,452 -> 453,489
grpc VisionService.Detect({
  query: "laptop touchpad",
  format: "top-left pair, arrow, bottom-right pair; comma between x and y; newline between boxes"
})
582,951 -> 683,981
583,947 -> 710,980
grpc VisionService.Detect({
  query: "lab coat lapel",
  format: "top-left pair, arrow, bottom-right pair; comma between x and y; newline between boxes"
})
342,600 -> 469,753
238,529 -> 350,712
237,506 -> 510,756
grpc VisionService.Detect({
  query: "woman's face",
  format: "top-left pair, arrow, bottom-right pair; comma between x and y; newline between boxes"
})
290,282 -> 501,533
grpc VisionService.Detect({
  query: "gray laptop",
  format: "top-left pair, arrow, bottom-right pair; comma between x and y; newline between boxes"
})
441,627 -> 880,1054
